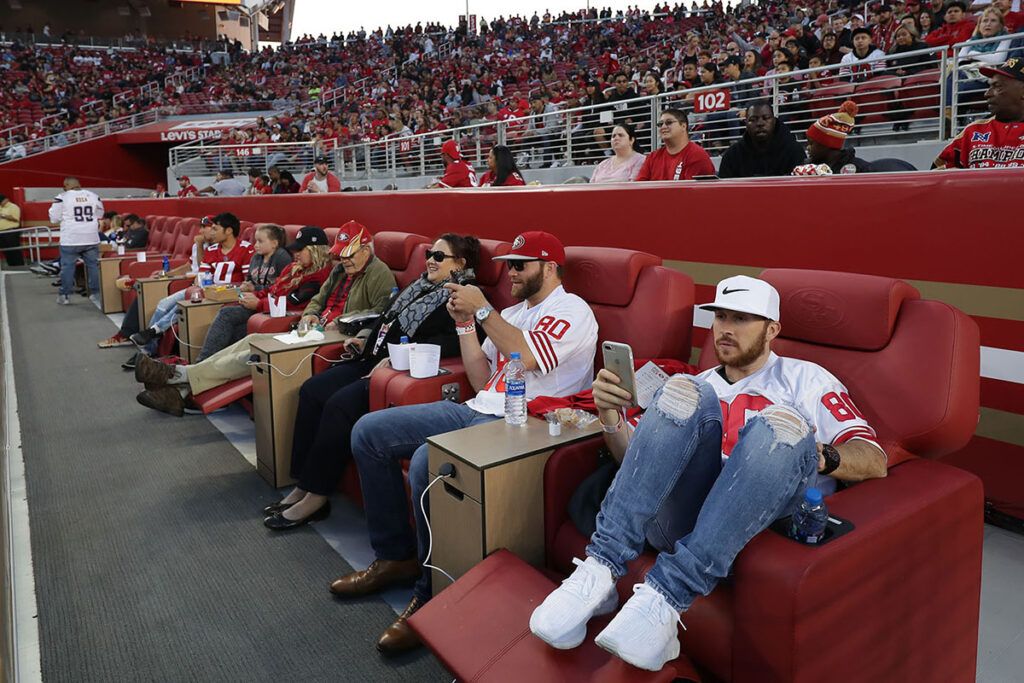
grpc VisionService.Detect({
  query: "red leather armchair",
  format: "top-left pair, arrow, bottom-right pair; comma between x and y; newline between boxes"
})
410,269 -> 983,683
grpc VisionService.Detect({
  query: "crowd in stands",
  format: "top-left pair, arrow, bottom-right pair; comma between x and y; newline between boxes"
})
7,0 -> 1021,163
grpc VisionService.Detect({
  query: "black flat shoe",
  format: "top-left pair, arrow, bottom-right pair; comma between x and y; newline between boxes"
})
262,501 -> 294,516
263,501 -> 331,530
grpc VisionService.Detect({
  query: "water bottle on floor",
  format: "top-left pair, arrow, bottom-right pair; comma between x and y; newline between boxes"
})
504,352 -> 527,426
789,487 -> 829,544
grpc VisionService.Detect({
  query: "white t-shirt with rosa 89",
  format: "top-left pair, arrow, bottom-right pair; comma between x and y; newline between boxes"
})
465,285 -> 599,416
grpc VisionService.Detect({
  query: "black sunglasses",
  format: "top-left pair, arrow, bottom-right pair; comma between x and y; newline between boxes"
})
505,259 -> 541,272
425,249 -> 456,262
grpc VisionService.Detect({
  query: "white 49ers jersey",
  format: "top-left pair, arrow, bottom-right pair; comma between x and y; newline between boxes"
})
466,285 -> 598,416
699,352 -> 884,493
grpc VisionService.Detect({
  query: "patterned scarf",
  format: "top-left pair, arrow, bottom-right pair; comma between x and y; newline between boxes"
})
388,273 -> 452,338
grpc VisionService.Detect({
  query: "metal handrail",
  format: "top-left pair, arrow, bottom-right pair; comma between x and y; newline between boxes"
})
0,225 -> 56,264
0,109 -> 162,164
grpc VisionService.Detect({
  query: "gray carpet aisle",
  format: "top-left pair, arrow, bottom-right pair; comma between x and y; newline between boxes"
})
3,273 -> 448,682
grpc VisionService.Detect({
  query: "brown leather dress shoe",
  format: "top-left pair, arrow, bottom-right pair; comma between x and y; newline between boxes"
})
134,354 -> 176,386
329,558 -> 420,598
136,386 -> 185,417
377,596 -> 424,656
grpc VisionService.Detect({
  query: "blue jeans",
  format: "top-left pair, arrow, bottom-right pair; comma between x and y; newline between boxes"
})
587,375 -> 818,612
59,244 -> 99,296
142,289 -> 187,354
351,400 -> 500,601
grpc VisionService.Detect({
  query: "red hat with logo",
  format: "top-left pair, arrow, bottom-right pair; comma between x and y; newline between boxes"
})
177,175 -> 190,183
492,231 -> 566,266
441,139 -> 461,160
200,214 -> 216,226
331,220 -> 373,257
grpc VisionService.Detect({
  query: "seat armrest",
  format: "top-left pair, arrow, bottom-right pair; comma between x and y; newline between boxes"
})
310,343 -> 352,374
121,258 -> 187,278
246,312 -> 299,335
726,458 -> 983,683
368,359 -> 474,412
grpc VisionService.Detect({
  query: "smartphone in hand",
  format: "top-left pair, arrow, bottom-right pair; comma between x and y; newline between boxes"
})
601,341 -> 638,408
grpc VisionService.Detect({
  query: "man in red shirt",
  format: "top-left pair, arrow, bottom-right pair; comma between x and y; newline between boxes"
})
176,175 -> 198,198
924,1 -> 976,50
299,155 -> 342,193
635,108 -> 716,181
428,139 -> 479,188
992,0 -> 1024,32
934,57 -> 1024,169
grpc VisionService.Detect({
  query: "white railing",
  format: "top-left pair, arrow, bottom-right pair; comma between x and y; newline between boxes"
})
112,81 -> 160,109
0,109 -> 162,163
323,34 -> 1020,180
168,140 -> 337,179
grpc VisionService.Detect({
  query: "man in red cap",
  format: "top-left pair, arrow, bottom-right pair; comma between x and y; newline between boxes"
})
934,58 -> 1024,169
331,231 -> 598,657
176,175 -> 197,198
428,139 -> 479,188
133,221 -> 397,415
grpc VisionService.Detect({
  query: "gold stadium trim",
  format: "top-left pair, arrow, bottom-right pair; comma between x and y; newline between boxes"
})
664,260 -> 1024,322
977,408 -> 1024,448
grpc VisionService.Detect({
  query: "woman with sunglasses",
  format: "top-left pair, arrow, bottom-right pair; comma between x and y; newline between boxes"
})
263,233 -> 481,530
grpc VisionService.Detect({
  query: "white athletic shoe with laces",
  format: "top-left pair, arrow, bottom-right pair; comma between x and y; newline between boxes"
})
594,582 -> 684,671
529,556 -> 618,649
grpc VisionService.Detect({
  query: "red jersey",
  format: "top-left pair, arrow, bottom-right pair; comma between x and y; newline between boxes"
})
200,239 -> 255,284
635,143 -> 715,181
178,185 -> 198,198
479,170 -> 526,186
254,262 -> 332,312
934,117 -> 1024,169
437,160 -> 479,187
1005,11 -> 1024,32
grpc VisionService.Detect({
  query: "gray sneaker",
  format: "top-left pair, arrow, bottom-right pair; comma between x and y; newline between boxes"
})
56,294 -> 71,305
89,293 -> 101,306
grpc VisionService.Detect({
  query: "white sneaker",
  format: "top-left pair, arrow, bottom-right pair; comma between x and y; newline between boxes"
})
89,293 -> 100,306
594,583 -> 683,671
56,294 -> 70,305
530,556 -> 618,649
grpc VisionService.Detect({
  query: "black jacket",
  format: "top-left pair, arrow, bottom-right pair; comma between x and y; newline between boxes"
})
718,120 -> 807,178
122,226 -> 148,249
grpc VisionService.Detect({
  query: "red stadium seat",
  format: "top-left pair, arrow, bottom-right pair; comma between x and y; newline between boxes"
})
807,83 -> 856,122
372,230 -> 432,289
852,76 -> 901,124
411,269 -> 982,683
897,69 -> 941,119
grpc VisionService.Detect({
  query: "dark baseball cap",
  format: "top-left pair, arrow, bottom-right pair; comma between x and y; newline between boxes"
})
314,155 -> 330,164
981,57 -> 1024,83
723,55 -> 743,67
286,226 -> 329,251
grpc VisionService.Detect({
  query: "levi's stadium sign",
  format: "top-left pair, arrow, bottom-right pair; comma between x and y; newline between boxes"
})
116,117 -> 260,144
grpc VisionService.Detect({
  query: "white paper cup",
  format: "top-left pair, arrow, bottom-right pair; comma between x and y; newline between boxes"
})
268,296 -> 287,318
388,342 -> 412,371
136,251 -> 147,262
409,343 -> 441,378
117,244 -> 125,255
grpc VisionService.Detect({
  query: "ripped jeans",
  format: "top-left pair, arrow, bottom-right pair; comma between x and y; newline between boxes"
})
587,374 -> 818,612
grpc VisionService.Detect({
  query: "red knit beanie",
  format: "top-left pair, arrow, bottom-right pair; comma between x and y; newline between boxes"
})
807,100 -> 858,149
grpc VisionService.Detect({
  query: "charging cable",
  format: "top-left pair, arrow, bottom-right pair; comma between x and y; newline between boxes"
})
420,463 -> 456,585
245,351 -> 344,378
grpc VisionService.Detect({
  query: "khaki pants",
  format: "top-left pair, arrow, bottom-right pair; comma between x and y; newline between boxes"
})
187,333 -> 277,395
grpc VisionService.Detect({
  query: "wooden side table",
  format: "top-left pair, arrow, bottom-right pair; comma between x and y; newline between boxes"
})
249,330 -> 349,488
175,299 -> 228,364
427,417 -> 602,594
97,255 -> 135,313
135,275 -> 191,330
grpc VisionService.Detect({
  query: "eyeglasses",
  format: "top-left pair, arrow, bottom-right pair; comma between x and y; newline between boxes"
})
505,259 -> 540,272
425,249 -> 456,262
658,119 -> 680,128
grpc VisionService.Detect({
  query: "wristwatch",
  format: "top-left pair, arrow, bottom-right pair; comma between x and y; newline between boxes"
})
474,304 -> 494,323
820,443 -> 841,475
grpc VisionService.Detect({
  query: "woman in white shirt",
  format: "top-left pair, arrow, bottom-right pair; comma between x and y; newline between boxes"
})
589,123 -> 647,184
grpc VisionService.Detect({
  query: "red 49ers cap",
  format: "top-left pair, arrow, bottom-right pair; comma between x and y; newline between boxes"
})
331,220 -> 373,257
492,231 -> 566,266
200,214 -> 216,226
177,175 -> 190,182
441,139 -> 461,160
980,57 -> 1024,84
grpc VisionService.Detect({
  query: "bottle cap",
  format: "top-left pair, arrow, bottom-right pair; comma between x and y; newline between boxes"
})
400,335 -> 409,343
804,487 -> 823,506
510,352 -> 521,360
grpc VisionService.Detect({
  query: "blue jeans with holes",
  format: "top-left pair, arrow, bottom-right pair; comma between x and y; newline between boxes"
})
587,375 -> 818,612
351,400 -> 501,601
59,244 -> 99,296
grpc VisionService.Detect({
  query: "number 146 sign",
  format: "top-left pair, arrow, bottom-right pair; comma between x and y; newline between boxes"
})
693,89 -> 731,113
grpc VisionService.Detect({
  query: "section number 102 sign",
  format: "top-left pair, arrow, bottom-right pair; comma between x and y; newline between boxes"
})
693,90 -> 731,113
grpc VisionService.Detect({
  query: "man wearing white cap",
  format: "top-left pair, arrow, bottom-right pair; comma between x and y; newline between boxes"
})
530,275 -> 888,672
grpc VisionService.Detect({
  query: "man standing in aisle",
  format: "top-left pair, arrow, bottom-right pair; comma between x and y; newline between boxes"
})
48,177 -> 103,305
0,193 -> 24,267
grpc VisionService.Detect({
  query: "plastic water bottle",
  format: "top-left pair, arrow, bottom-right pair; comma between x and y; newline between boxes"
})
504,352 -> 527,426
162,254 -> 170,273
789,487 -> 829,544
386,286 -> 400,312
400,335 -> 409,344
